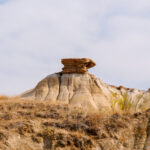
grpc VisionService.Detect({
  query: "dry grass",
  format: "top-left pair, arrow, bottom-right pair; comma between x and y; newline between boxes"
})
0,95 -> 9,100
0,96 -> 149,149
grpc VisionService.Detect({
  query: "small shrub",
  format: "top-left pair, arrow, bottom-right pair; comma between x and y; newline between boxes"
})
43,127 -> 55,139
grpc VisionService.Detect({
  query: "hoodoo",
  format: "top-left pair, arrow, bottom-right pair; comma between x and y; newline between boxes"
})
20,58 -> 150,112
61,58 -> 96,73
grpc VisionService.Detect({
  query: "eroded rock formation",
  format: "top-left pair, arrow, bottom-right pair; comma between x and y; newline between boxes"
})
61,58 -> 96,73
20,58 -> 150,112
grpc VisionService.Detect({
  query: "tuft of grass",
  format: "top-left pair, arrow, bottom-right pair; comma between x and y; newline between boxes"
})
111,92 -> 132,112
43,127 -> 55,139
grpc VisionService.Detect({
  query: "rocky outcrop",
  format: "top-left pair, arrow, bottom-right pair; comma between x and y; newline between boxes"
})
61,58 -> 96,73
20,72 -> 150,112
20,58 -> 150,112
20,73 -> 111,111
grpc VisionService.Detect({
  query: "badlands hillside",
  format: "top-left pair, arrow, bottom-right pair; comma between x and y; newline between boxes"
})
21,58 -> 150,112
0,97 -> 150,150
1,58 -> 150,150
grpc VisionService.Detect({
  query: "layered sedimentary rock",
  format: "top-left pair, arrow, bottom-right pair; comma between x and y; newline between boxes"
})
61,58 -> 96,73
20,58 -> 150,112
20,73 -> 111,111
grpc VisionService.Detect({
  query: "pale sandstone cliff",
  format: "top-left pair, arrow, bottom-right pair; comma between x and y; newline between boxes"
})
20,58 -> 150,112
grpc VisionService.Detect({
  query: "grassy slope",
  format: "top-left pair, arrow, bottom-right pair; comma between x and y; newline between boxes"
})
0,96 -> 149,150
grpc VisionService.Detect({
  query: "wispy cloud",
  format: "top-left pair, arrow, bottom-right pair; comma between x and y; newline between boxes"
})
0,0 -> 150,95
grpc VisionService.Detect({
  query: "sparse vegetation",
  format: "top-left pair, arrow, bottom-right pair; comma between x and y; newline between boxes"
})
43,127 -> 55,138
111,92 -> 132,112
0,96 -> 149,149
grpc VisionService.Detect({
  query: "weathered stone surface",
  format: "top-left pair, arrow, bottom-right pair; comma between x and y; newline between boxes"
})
20,72 -> 150,112
20,58 -> 150,112
20,73 -> 111,112
61,58 -> 96,73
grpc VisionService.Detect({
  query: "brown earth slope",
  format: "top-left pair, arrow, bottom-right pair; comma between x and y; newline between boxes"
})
0,98 -> 150,150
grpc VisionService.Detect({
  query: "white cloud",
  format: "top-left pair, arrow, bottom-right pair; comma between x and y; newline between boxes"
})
0,0 -> 150,95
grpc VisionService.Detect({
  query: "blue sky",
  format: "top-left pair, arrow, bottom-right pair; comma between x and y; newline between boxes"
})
0,0 -> 9,4
0,0 -> 150,95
